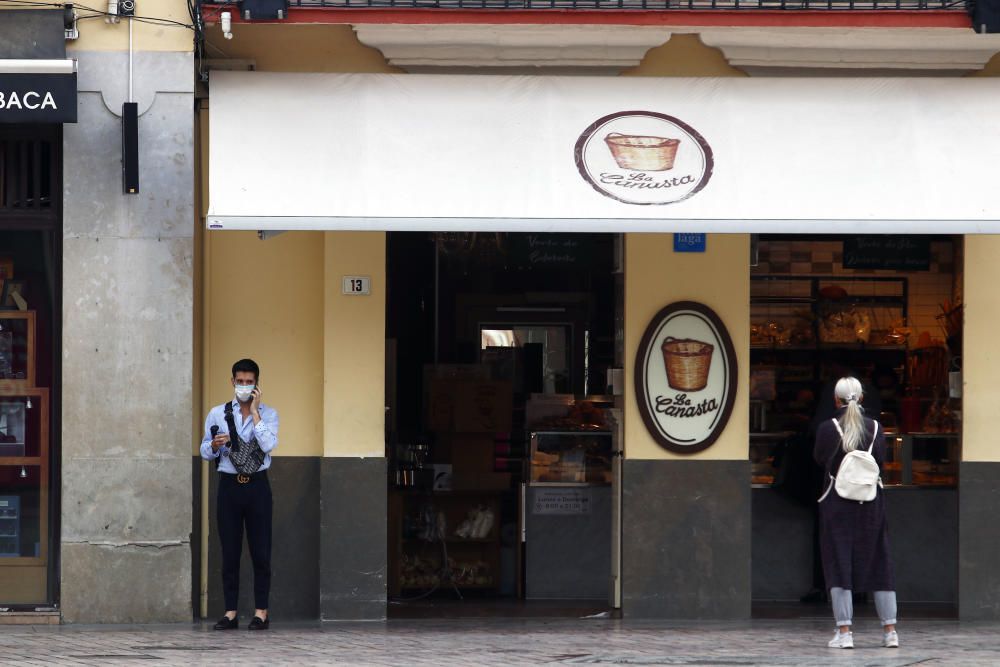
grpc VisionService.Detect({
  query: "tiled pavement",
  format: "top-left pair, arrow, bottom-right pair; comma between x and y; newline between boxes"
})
1,617 -> 998,666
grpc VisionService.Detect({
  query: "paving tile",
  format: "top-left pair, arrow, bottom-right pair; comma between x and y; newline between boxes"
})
1,619 -> 1000,666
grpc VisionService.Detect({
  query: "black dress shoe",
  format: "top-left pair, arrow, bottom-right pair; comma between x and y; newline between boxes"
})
248,615 -> 269,631
213,615 -> 238,630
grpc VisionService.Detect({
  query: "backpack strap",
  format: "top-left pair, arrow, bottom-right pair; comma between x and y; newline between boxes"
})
867,421 -> 880,453
223,401 -> 241,452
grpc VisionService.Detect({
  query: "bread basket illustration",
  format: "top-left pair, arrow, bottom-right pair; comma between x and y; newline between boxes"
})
661,337 -> 714,392
604,133 -> 681,171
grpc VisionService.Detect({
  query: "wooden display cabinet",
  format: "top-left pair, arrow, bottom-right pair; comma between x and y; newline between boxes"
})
388,488 -> 504,598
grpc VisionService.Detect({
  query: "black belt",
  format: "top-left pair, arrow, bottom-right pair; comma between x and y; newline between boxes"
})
220,469 -> 268,485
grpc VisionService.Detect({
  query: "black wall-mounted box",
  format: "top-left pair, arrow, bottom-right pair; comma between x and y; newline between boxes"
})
970,0 -> 1000,33
239,0 -> 289,20
122,102 -> 139,194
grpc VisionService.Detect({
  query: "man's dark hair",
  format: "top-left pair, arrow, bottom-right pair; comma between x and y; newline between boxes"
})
232,358 -> 260,380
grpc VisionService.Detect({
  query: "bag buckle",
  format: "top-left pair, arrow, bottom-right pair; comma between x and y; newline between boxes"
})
237,473 -> 251,484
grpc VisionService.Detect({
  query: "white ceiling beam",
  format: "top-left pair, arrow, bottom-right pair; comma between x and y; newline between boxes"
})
353,24 -> 673,73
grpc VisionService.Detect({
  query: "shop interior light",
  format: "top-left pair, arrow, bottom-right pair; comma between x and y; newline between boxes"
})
19,467 -> 27,479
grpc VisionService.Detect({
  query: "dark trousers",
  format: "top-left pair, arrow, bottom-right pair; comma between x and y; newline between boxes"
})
217,472 -> 272,611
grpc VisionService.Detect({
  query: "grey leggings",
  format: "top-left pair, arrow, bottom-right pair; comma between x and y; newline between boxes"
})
830,588 -> 897,627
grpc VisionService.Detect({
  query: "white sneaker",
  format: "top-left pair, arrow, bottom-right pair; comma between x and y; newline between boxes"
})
828,630 -> 854,649
883,630 -> 899,648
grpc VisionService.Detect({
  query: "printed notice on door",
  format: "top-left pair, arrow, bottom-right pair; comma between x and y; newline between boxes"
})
532,489 -> 592,515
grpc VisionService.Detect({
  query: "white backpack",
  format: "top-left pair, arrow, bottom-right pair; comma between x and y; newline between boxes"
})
818,419 -> 882,504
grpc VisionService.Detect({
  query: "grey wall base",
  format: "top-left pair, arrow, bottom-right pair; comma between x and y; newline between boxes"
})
960,462 -> 1000,620
200,456 -> 387,621
753,487 -> 957,604
205,457 -> 320,620
60,542 -> 191,624
320,457 -> 387,621
623,459 -> 751,619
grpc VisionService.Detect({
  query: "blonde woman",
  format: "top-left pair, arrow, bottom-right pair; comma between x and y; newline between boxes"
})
814,376 -> 898,649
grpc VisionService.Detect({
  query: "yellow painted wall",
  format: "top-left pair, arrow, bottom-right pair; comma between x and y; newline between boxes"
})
196,229 -> 385,460
199,230 -> 326,457
71,3 -> 192,52
204,24 -> 399,73
973,52 -> 1000,77
960,235 -> 999,461
625,233 -> 750,461
625,34 -> 746,77
323,232 -> 387,458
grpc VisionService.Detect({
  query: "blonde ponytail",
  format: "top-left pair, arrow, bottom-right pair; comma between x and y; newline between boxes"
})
834,376 -> 866,452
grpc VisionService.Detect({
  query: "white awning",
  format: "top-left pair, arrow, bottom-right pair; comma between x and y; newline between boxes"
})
207,72 -> 1000,233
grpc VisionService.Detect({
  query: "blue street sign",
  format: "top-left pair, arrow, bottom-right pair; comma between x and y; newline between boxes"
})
674,233 -> 706,253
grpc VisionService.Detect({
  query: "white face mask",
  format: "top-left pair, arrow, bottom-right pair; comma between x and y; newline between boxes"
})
234,385 -> 255,403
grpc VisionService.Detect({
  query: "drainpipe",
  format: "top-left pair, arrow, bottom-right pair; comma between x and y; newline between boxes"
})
199,138 -> 212,619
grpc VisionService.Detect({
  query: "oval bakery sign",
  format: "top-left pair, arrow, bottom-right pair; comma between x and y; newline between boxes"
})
635,301 -> 737,454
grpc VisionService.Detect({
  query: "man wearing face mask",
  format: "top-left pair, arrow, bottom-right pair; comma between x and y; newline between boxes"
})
199,358 -> 279,631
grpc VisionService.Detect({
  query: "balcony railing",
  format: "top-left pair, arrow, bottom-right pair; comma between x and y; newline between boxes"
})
289,0 -> 968,9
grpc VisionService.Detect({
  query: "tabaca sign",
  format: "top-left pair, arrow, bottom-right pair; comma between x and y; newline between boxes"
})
634,301 -> 738,454
0,73 -> 77,123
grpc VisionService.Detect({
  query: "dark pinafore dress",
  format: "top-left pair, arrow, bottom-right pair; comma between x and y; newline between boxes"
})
813,408 -> 896,592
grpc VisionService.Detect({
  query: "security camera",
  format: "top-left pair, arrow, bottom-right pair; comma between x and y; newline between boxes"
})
221,11 -> 233,40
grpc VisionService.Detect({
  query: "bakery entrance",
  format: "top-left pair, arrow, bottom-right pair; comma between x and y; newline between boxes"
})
750,234 -> 962,619
386,232 -> 623,618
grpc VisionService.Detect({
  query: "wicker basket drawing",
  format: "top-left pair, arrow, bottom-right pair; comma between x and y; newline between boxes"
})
604,133 -> 680,171
661,337 -> 714,392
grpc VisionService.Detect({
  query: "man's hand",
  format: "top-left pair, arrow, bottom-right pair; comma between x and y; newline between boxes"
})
250,386 -> 262,418
211,433 -> 230,452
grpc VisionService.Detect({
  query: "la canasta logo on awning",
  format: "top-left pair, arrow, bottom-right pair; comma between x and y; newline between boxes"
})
575,111 -> 714,206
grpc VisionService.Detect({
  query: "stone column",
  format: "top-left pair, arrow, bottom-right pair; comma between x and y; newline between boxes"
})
59,50 -> 194,623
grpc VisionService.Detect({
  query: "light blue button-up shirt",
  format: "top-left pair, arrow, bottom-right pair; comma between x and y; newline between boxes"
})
200,399 -> 279,474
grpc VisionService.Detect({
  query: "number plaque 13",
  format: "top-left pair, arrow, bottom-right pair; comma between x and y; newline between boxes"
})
341,276 -> 371,296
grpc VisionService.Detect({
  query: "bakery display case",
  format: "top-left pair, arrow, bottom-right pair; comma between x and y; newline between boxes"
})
747,274 -> 959,488
883,433 -> 959,487
529,431 -> 613,486
525,430 -> 614,599
749,431 -> 798,488
751,275 -> 908,349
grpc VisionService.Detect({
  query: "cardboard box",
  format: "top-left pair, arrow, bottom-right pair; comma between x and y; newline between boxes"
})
426,379 -> 456,432
449,434 -> 493,479
426,378 -> 513,433
453,380 -> 513,433
448,434 -> 511,491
